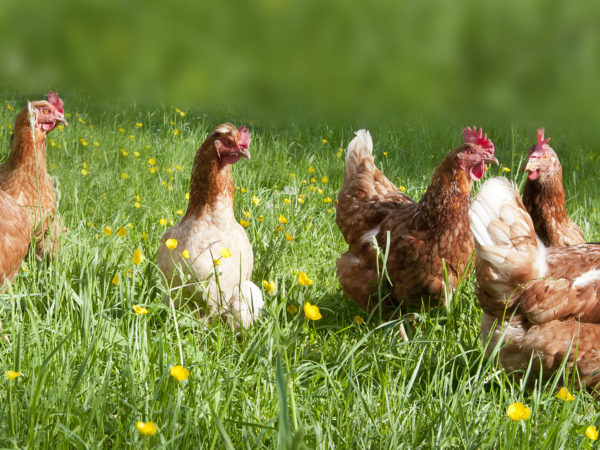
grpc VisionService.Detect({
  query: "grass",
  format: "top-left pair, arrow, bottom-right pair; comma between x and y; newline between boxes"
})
1,96 -> 600,448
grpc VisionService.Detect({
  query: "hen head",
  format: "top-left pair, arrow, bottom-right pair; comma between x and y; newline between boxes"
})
525,128 -> 560,181
28,92 -> 67,133
458,126 -> 498,181
210,123 -> 251,167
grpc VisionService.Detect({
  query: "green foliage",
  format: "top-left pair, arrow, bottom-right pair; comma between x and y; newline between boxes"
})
0,96 -> 599,448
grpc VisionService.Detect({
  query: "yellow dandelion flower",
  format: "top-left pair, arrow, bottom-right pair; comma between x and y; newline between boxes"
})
148,158 -> 156,165
142,232 -> 149,240
252,195 -> 260,205
165,238 -> 178,250
506,402 -> 531,422
317,188 -> 323,194
240,219 -> 250,228
57,125 -> 64,131
257,216 -> 264,222
134,151 -> 140,157
400,186 -> 407,192
328,208 -> 333,213
284,198 -> 290,205
323,197 -> 332,203
303,301 -> 322,320
502,167 -> 511,173
322,139 -> 328,143
556,387 -> 575,401
116,227 -> 127,237
586,426 -> 598,441
182,249 -> 190,259
262,280 -> 276,296
279,214 -> 288,224
134,201 -> 141,209
322,176 -> 328,183
101,227 -> 112,238
285,232 -> 294,241
120,148 -> 128,156
244,210 -> 251,218
133,305 -> 148,315
353,315 -> 365,325
127,222 -> 134,229
132,249 -> 143,265
121,173 -> 129,179
119,127 -> 125,133
5,370 -> 21,380
301,179 -> 307,184
136,421 -> 157,436
308,166 -> 315,173
240,188 -> 247,193
173,129 -> 179,135
383,151 -> 388,156
176,209 -> 183,215
160,218 -> 167,226
276,225 -> 284,232
336,151 -> 342,157
129,135 -> 135,141
185,192 -> 190,200
81,169 -> 88,176
286,304 -> 298,314
309,186 -> 316,192
298,272 -> 313,286
136,122 -> 143,127
290,173 -> 296,178
220,247 -> 232,258
170,365 -> 189,382
297,197 -> 304,204
214,259 -> 221,266
311,177 -> 317,183
176,164 -> 182,171
112,275 -> 119,285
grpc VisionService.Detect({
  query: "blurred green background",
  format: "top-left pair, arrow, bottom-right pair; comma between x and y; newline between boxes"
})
1,0 -> 599,122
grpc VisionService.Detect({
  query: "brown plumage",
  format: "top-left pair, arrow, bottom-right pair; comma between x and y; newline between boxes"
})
470,177 -> 600,389
157,123 -> 264,329
0,190 -> 31,285
522,128 -> 584,246
0,93 -> 67,259
336,127 -> 497,314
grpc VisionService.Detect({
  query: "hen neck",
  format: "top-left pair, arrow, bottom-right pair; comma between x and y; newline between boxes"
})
6,111 -> 48,174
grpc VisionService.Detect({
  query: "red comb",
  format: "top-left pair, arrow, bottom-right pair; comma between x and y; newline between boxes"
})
462,126 -> 494,152
536,128 -> 551,147
47,92 -> 64,114
238,126 -> 251,150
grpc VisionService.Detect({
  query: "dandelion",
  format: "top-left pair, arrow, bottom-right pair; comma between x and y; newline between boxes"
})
133,305 -> 148,315
160,218 -> 167,226
298,272 -> 313,286
556,387 -> 575,401
80,138 -> 88,146
5,370 -> 20,380
240,188 -> 247,193
121,148 -> 128,156
81,168 -> 88,176
322,139 -> 328,143
136,122 -> 143,127
112,275 -> 119,285
290,173 -> 296,178
336,151 -> 342,157
262,280 -> 276,296
132,249 -> 144,265
586,426 -> 598,441
297,197 -> 305,204
176,164 -> 182,171
323,197 -> 332,203
308,166 -> 315,173
506,402 -> 531,422
121,173 -> 129,179
214,259 -> 221,266
129,135 -> 135,141
173,129 -> 180,135
119,127 -> 125,133
252,195 -> 260,205
165,238 -> 178,250
275,225 -> 284,232
383,151 -> 388,156
502,167 -> 511,173
244,210 -> 251,218
240,219 -> 250,228
134,151 -> 140,157
400,186 -> 407,192
311,178 -> 317,183
353,315 -> 365,325
134,201 -> 141,209
286,304 -> 298,314
304,301 -> 322,320
170,365 -> 190,382
185,192 -> 190,200
117,227 -> 127,237
309,186 -> 316,192
220,247 -> 232,258
257,215 -> 264,222
285,232 -> 294,242
322,176 -> 328,183
142,232 -> 149,240
176,209 -> 183,215
279,214 -> 288,224
136,421 -> 158,436
317,188 -> 323,194
284,198 -> 290,205
182,249 -> 190,259
148,158 -> 156,165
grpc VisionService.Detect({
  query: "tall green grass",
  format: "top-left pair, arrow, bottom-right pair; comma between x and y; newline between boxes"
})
0,96 -> 599,448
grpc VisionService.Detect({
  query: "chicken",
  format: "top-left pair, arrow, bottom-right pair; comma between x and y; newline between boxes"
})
0,92 -> 67,259
470,177 -> 600,389
336,127 -> 498,315
0,190 -> 31,285
157,123 -> 264,330
522,128 -> 584,246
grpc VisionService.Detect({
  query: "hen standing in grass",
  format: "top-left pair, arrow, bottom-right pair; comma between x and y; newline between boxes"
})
522,128 -> 584,246
470,177 -> 600,389
0,92 -> 67,259
336,127 -> 498,315
158,123 -> 264,330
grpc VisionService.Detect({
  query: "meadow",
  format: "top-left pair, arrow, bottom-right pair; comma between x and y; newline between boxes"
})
1,96 -> 600,449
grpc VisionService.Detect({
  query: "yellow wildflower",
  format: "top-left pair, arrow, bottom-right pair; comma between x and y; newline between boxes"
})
182,249 -> 190,259
185,192 -> 190,200
81,169 -> 88,176
117,227 -> 127,237
149,167 -> 156,174
136,122 -> 143,127
353,315 -> 365,325
400,186 -> 407,192
286,304 -> 298,314
309,186 -> 316,192
103,227 -> 112,236
276,225 -> 284,232
176,164 -> 182,171
506,402 -> 531,421
240,188 -> 247,193
165,239 -> 178,250
136,421 -> 157,436
134,201 -> 141,209
121,148 -> 128,156
132,249 -> 144,265
317,188 -> 323,194
303,301 -> 322,320
322,139 -> 328,143
148,158 -> 156,165
308,166 -> 315,173
586,426 -> 598,441
311,178 -> 317,183
252,195 -> 260,205
220,247 -> 232,258
214,259 -> 221,266
290,173 -> 296,178
5,370 -> 20,380
160,218 -> 167,226
262,280 -> 276,296
284,198 -> 290,205
133,305 -> 148,315
244,210 -> 251,218
176,209 -> 183,215
297,197 -> 305,204
556,387 -> 575,401
170,365 -> 190,382
142,232 -> 149,240
112,275 -> 119,285
173,129 -> 179,135
240,219 -> 250,228
323,197 -> 332,203
257,215 -> 264,222
121,173 -> 129,179
502,167 -> 511,173
279,214 -> 288,224
298,272 -> 313,286
285,233 -> 294,242
322,176 -> 328,183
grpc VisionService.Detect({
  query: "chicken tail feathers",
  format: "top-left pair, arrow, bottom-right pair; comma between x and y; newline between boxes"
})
469,177 -> 547,288
345,129 -> 375,178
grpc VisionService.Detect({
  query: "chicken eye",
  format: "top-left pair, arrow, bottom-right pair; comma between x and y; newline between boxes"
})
468,149 -> 476,155
544,155 -> 548,160
42,108 -> 51,114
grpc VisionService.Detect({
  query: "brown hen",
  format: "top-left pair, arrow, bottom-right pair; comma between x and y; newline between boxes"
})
336,127 -> 497,315
523,128 -> 584,246
0,92 -> 67,259
470,177 -> 600,389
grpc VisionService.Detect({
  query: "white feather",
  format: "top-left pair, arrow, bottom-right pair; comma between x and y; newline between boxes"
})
572,269 -> 600,289
345,129 -> 373,177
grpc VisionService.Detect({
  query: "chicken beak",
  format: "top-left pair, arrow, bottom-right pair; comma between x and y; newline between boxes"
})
57,114 -> 68,127
239,147 -> 251,160
485,155 -> 499,165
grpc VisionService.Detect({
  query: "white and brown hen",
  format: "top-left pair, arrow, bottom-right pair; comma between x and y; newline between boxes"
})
157,123 -> 263,330
470,177 -> 600,389
336,127 -> 497,315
